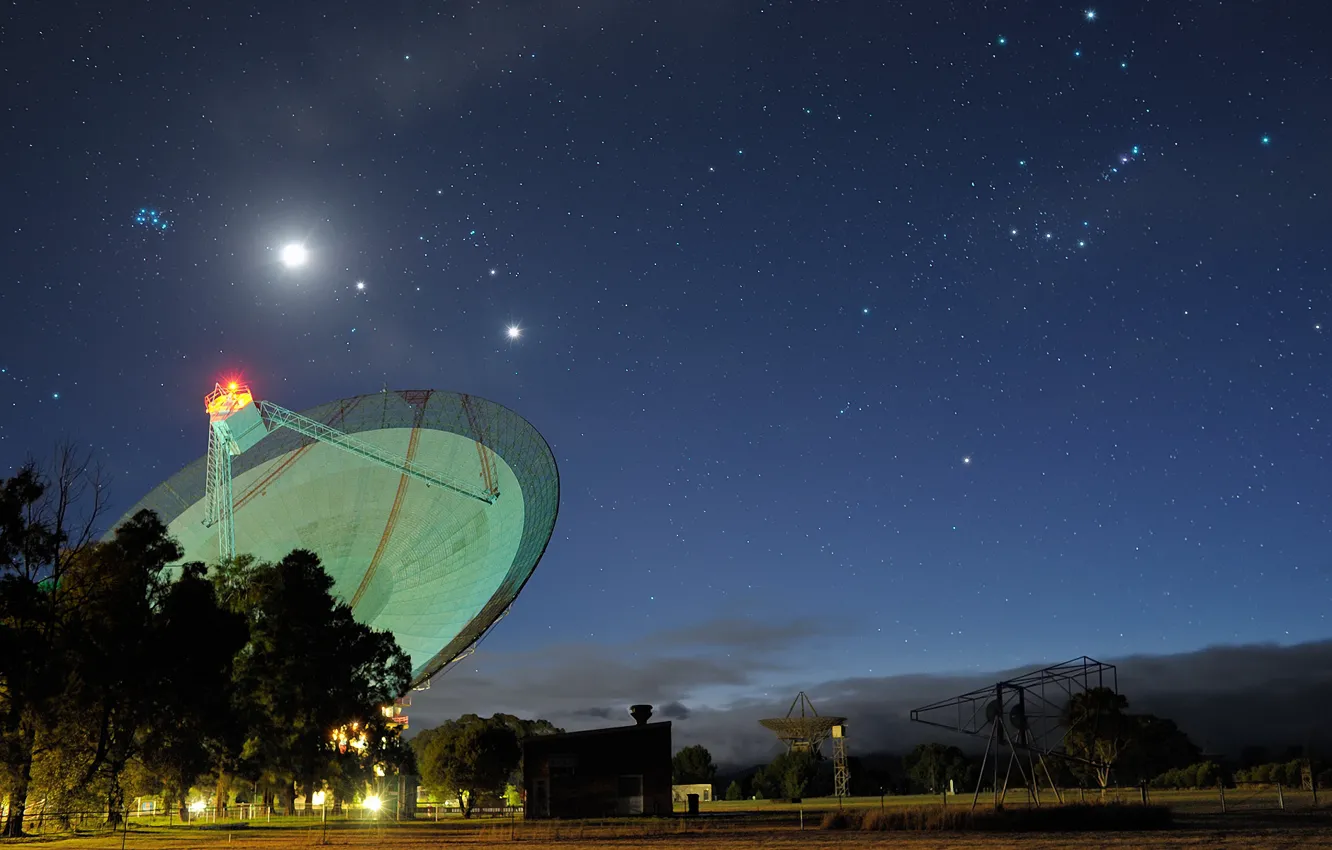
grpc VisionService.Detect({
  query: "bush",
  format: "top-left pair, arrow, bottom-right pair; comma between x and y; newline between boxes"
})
820,811 -> 853,830
823,803 -> 1172,833
1151,761 -> 1221,789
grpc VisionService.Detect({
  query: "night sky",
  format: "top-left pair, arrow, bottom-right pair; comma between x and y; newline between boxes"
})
2,2 -> 1329,747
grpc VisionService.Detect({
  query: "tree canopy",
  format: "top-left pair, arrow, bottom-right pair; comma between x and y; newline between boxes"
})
672,744 -> 717,785
414,715 -> 523,817
0,455 -> 412,834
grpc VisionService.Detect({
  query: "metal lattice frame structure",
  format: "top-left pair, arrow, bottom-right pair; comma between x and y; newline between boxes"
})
910,656 -> 1117,810
112,389 -> 560,689
832,726 -> 850,799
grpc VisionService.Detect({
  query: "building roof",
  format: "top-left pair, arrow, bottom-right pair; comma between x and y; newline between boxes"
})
521,721 -> 671,746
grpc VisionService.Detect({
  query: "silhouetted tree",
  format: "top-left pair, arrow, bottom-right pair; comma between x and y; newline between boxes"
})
218,550 -> 411,814
0,449 -> 107,836
1119,714 -> 1200,784
137,562 -> 248,820
750,750 -> 819,800
1064,688 -> 1132,792
417,716 -> 521,817
903,743 -> 972,794
672,744 -> 717,784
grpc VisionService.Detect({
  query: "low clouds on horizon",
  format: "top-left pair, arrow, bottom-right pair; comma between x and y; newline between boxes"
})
412,617 -> 1332,767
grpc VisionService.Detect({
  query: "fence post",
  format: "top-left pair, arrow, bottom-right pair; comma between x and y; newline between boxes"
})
1140,784 -> 1148,806
1277,783 -> 1285,811
1219,782 -> 1226,814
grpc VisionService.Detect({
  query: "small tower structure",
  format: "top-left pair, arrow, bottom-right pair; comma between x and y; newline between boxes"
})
831,723 -> 850,798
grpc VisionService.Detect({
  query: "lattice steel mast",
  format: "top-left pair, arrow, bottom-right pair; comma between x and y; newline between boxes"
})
202,381 -> 498,561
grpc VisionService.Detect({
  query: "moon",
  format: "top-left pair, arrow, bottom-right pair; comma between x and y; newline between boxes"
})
279,243 -> 309,268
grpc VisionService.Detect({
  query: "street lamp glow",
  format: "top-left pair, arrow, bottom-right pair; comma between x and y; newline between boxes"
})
189,800 -> 207,814
279,243 -> 309,268
311,791 -> 326,806
364,794 -> 382,812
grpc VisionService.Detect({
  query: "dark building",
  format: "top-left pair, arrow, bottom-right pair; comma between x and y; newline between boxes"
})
522,704 -> 672,818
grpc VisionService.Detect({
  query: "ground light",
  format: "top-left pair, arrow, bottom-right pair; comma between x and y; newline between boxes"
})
364,794 -> 382,812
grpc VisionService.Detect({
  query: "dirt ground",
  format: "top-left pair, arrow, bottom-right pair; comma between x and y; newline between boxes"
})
32,813 -> 1332,850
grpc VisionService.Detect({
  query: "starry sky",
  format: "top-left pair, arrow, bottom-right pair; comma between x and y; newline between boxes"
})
2,1 -> 1329,745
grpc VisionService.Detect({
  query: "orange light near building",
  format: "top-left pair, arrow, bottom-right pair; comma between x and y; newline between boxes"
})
205,381 -> 255,421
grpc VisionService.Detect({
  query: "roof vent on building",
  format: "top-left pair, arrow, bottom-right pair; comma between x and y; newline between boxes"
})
629,704 -> 654,726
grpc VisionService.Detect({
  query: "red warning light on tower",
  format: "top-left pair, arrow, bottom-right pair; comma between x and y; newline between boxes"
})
205,380 -> 254,422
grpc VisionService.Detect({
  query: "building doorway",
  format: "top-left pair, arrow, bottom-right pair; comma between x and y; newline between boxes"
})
532,778 -> 550,818
616,775 -> 643,815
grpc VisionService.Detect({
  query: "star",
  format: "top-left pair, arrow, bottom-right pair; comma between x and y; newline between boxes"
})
962,456 -> 972,465
996,35 -> 1007,46
506,325 -> 522,340
489,268 -> 498,277
1085,9 -> 1097,22
355,281 -> 366,291
1261,135 -> 1271,145
279,243 -> 309,268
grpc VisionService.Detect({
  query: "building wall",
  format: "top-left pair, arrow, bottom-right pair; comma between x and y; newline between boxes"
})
523,722 -> 672,818
671,783 -> 713,803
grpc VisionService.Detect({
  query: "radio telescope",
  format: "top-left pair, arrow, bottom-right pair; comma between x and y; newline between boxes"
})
110,384 -> 559,690
760,691 -> 851,798
910,656 -> 1118,810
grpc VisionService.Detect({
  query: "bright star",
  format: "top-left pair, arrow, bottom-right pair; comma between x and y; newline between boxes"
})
489,268 -> 498,277
279,243 -> 309,268
996,35 -> 1007,46
1261,135 -> 1271,145
506,325 -> 522,340
1085,9 -> 1097,21
862,307 -> 870,315
355,281 -> 366,291
962,456 -> 972,465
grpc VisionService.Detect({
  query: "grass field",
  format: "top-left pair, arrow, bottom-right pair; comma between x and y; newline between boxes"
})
17,790 -> 1332,849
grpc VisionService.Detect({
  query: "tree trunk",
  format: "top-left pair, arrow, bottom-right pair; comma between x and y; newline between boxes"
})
302,779 -> 313,814
106,776 -> 126,827
215,772 -> 229,818
281,783 -> 296,816
460,789 -> 472,819
1,725 -> 36,837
